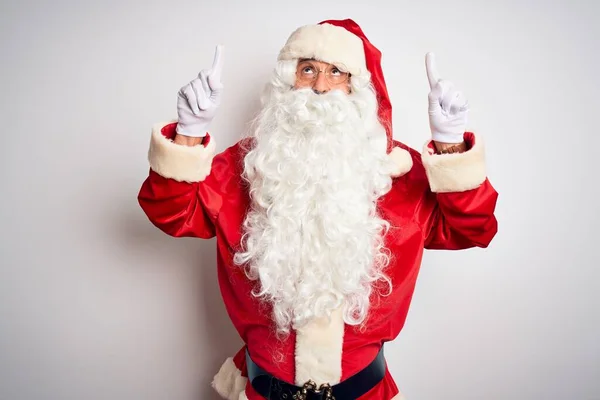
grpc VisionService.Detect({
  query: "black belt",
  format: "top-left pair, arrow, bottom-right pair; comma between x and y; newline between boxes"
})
246,346 -> 386,400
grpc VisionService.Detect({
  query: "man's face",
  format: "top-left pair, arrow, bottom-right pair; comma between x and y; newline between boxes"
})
293,59 -> 351,94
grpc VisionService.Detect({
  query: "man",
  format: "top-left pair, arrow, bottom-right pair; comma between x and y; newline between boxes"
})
138,19 -> 498,400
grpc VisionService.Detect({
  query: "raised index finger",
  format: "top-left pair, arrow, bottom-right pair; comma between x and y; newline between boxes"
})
211,44 -> 224,77
425,52 -> 441,89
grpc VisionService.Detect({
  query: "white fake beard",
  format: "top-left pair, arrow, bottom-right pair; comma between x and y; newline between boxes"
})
234,70 -> 394,335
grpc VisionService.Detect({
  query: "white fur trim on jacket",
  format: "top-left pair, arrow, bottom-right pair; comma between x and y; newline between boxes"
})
148,121 -> 216,183
388,146 -> 413,177
278,23 -> 367,76
211,357 -> 247,400
294,307 -> 345,386
421,134 -> 486,193
238,391 -> 248,400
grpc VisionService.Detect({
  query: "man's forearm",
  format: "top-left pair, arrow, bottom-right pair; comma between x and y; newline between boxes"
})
433,140 -> 467,154
173,134 -> 204,147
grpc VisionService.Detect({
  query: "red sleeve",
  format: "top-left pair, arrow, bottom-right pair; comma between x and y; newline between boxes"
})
421,132 -> 498,250
212,345 -> 249,399
424,178 -> 498,249
137,122 -> 231,239
138,170 -> 222,238
232,345 -> 248,377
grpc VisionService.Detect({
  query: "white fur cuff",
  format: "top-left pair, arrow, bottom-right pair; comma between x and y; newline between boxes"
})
211,357 -> 247,400
148,121 -> 216,183
421,135 -> 486,193
278,23 -> 367,76
388,147 -> 413,177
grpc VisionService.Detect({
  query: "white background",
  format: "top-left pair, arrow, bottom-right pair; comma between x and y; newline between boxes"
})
1,0 -> 598,399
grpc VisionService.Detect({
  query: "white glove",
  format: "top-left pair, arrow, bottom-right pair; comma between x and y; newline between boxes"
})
176,45 -> 224,138
425,52 -> 469,144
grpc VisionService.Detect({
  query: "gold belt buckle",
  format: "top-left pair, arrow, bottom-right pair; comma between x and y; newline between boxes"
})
293,379 -> 335,400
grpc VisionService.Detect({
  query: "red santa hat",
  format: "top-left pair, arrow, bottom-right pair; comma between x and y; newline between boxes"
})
278,18 -> 413,177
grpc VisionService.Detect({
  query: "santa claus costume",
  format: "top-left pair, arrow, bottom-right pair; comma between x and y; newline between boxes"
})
138,18 -> 498,400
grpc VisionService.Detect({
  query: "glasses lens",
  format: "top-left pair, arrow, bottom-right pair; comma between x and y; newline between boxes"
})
327,72 -> 349,84
297,62 -> 316,82
325,63 -> 349,85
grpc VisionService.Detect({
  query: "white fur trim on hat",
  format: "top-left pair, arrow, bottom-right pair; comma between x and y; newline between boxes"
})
278,23 -> 367,76
148,121 -> 216,183
211,357 -> 247,400
388,147 -> 413,177
421,134 -> 486,193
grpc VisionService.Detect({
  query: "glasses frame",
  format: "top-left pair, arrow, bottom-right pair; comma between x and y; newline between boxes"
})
295,59 -> 351,86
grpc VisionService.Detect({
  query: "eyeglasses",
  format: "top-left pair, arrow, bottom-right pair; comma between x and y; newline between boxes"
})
295,61 -> 350,85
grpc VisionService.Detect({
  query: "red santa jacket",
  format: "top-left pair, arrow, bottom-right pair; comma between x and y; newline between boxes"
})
138,121 -> 498,400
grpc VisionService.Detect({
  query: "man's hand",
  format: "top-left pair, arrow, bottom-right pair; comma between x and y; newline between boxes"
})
175,45 -> 224,139
425,52 -> 468,145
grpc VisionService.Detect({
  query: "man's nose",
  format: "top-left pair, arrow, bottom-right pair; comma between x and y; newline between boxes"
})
312,72 -> 330,94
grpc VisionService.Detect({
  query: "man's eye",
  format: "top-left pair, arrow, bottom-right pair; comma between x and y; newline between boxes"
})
302,67 -> 314,74
331,68 -> 341,76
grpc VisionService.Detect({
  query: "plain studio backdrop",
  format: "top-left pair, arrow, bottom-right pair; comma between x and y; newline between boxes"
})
1,0 -> 598,399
